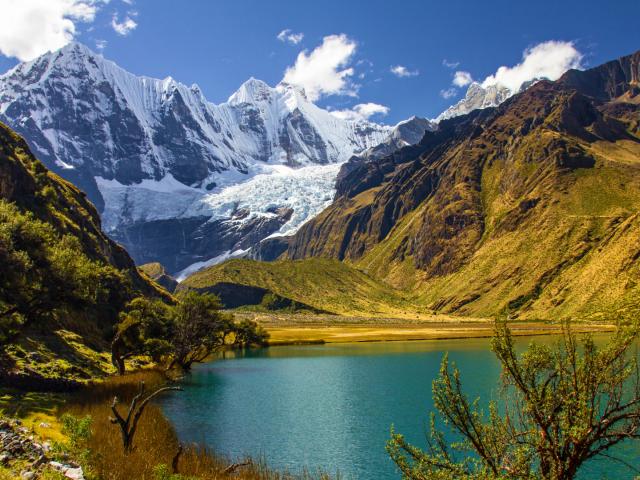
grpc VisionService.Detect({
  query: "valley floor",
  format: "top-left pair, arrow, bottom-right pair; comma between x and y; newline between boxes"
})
234,312 -> 615,344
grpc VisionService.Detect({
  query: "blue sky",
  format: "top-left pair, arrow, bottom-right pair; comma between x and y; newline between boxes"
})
1,0 -> 639,123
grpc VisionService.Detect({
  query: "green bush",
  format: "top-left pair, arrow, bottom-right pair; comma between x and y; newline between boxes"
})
61,413 -> 92,450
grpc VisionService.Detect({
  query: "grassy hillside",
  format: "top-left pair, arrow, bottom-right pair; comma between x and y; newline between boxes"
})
0,121 -> 169,381
179,258 -> 427,318
139,262 -> 178,292
283,50 -> 640,322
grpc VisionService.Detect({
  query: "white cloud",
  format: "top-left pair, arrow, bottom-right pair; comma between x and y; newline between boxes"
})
277,29 -> 304,45
453,71 -> 473,87
330,102 -> 390,122
440,88 -> 458,99
482,40 -> 583,92
282,34 -> 357,101
390,65 -> 419,78
442,59 -> 459,69
0,0 -> 101,61
111,13 -> 137,36
95,39 -> 107,51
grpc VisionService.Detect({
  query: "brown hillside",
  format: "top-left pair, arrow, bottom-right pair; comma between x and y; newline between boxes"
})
286,50 -> 640,321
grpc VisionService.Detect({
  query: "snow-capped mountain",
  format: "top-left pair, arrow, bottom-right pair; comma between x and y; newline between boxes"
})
352,116 -> 437,162
436,79 -> 544,122
436,82 -> 513,121
0,42 -> 392,274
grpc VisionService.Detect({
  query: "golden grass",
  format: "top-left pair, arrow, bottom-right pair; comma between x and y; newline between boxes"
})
61,370 -> 333,480
231,312 -> 614,344
265,322 -> 614,344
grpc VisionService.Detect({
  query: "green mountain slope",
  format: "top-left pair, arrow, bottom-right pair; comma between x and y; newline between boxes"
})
282,50 -> 640,321
0,122 -> 169,382
201,50 -> 636,322
139,262 -> 178,293
179,258 -> 424,317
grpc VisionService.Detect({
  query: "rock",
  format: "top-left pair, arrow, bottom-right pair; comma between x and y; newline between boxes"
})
38,422 -> 51,429
64,466 -> 85,480
49,461 -> 65,471
20,471 -> 35,480
0,452 -> 10,464
32,454 -> 47,468
49,461 -> 85,480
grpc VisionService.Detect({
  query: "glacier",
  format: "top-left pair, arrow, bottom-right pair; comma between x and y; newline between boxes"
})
0,42 -> 396,274
97,162 -> 341,238
0,41 -> 523,277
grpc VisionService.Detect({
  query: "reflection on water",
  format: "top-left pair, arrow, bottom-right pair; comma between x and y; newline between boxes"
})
158,335 -> 636,479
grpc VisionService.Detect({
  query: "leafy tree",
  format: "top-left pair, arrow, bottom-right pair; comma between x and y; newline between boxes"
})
232,318 -> 269,347
111,297 -> 172,375
166,292 -> 234,371
387,321 -> 640,480
0,200 -> 128,344
111,291 -> 269,373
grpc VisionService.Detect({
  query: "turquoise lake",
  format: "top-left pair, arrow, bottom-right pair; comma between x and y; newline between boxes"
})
158,337 -> 638,479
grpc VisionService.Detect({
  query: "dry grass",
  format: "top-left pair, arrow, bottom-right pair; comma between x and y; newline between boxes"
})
62,370 -> 333,480
231,312 -> 614,344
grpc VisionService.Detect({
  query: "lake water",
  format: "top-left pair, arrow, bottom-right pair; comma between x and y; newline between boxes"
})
158,337 -> 638,479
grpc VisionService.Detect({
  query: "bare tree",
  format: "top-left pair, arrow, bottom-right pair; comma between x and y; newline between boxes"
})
110,381 -> 182,452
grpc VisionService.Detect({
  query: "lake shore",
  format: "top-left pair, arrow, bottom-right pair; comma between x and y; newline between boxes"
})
232,312 -> 616,344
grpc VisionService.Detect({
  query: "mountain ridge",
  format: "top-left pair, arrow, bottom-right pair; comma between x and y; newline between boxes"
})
0,42 -> 397,273
273,49 -> 640,321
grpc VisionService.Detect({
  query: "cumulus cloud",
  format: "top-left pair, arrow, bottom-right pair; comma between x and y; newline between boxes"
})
482,40 -> 583,91
440,88 -> 458,99
452,71 -> 473,87
330,102 -> 390,122
95,39 -> 107,51
0,0 -> 101,61
282,34 -> 358,101
390,65 -> 419,78
111,13 -> 138,36
277,29 -> 304,45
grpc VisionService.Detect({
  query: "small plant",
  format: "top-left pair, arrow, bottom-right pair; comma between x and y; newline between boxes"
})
152,464 -> 196,480
61,413 -> 92,450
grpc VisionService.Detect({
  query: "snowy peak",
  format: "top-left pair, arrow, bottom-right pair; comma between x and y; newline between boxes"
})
435,77 -> 547,122
0,42 -> 395,274
0,42 -> 391,190
227,77 -> 274,104
436,81 -> 513,121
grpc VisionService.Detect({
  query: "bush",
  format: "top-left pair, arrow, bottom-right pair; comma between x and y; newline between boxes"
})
61,413 -> 92,450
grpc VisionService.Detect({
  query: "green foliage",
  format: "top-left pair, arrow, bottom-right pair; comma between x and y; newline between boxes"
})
260,292 -> 308,312
112,297 -> 173,373
234,318 -> 269,347
168,291 -> 233,370
55,413 -> 95,477
0,200 -> 130,344
388,321 -> 640,479
112,292 -> 268,372
61,413 -> 92,450
152,464 -> 197,480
